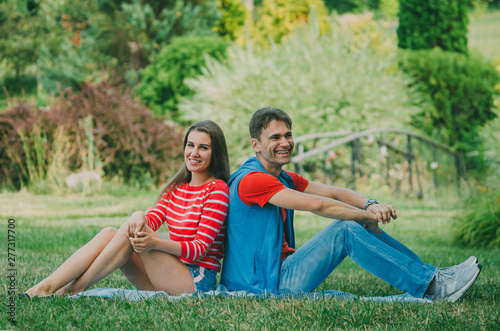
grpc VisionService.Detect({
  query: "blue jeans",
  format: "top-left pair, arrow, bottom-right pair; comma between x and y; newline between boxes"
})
278,220 -> 436,298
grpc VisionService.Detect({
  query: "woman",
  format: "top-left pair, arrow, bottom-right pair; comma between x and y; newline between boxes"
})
24,120 -> 230,297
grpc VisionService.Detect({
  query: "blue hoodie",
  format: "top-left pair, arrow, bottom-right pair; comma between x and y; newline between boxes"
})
220,156 -> 296,294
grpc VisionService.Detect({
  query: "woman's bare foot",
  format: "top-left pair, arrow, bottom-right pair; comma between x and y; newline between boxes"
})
25,283 -> 56,298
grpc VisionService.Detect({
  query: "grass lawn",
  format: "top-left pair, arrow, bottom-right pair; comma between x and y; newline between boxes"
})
1,190 -> 499,330
468,9 -> 500,58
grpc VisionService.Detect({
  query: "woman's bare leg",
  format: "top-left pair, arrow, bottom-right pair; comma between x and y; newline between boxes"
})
25,227 -> 117,297
62,224 -> 194,295
56,250 -> 156,294
28,221 -> 193,296
130,226 -> 195,294
137,248 -> 195,295
58,223 -> 159,295
119,252 -> 155,290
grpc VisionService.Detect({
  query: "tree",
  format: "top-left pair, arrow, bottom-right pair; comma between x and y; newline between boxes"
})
252,0 -> 331,47
0,0 -> 41,82
214,0 -> 248,42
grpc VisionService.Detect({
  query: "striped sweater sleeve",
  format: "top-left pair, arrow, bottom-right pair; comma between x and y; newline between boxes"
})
179,182 -> 229,261
144,192 -> 170,232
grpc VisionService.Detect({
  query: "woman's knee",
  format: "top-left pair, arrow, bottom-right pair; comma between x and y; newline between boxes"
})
98,227 -> 118,241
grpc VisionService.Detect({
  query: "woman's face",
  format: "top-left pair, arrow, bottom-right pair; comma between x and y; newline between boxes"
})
184,130 -> 212,175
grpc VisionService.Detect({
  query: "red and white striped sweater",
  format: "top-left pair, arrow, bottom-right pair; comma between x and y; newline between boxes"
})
144,180 -> 229,271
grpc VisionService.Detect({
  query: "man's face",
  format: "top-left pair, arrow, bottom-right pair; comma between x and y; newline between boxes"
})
251,120 -> 294,175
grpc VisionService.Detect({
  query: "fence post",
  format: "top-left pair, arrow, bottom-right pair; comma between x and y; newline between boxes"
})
407,136 -> 413,194
355,138 -> 363,177
455,154 -> 462,196
350,140 -> 357,190
415,139 -> 423,199
324,151 -> 328,184
295,143 -> 305,175
432,146 -> 439,195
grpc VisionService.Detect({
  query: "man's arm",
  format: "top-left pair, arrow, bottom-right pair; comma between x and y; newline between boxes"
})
268,188 -> 382,233
303,181 -> 397,224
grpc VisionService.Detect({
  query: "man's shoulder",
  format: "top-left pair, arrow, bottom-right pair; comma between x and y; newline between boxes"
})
229,157 -> 266,184
238,171 -> 280,190
244,171 -> 274,179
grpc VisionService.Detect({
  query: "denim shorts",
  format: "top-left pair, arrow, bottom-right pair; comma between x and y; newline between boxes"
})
186,264 -> 218,292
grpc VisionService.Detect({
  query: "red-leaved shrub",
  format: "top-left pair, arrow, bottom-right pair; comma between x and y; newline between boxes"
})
0,82 -> 184,189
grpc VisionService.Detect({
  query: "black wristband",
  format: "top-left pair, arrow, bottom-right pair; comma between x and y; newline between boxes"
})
364,199 -> 379,210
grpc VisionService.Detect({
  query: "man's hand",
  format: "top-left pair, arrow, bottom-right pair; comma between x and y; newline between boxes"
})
360,211 -> 382,234
366,203 -> 397,224
129,232 -> 157,253
364,222 -> 382,235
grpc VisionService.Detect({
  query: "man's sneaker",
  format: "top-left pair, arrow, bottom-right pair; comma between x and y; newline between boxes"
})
425,264 -> 482,302
440,256 -> 478,273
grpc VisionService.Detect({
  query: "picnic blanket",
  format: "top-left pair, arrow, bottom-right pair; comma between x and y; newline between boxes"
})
69,285 -> 432,303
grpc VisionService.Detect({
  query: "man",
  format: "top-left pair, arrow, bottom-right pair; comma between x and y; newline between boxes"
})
220,107 -> 482,302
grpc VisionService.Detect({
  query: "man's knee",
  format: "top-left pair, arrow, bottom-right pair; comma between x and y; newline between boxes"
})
341,220 -> 360,228
326,219 -> 358,230
321,220 -> 363,238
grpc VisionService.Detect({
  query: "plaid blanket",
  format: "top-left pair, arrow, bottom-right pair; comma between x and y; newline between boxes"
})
69,285 -> 432,303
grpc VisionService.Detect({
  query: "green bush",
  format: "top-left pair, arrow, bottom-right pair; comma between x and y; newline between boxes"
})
179,21 -> 427,167
455,190 -> 500,248
136,35 -> 230,120
399,48 -> 499,172
0,82 -> 184,191
397,0 -> 468,54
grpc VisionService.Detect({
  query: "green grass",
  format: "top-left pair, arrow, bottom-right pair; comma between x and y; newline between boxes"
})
1,191 -> 499,330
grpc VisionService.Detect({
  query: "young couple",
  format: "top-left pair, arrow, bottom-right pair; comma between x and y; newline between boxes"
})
24,108 -> 482,302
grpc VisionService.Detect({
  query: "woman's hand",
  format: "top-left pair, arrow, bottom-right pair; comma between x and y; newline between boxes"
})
129,232 -> 157,253
126,211 -> 147,238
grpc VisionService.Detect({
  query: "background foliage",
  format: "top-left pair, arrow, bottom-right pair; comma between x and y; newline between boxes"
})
0,0 -> 221,95
251,0 -> 331,47
455,190 -> 500,248
136,35 -> 230,120
214,0 -> 248,42
399,48 -> 499,172
323,0 -> 379,14
0,82 -> 183,191
179,18 -> 426,166
398,0 -> 469,54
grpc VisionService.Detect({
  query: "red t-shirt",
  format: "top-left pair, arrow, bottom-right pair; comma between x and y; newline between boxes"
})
238,170 -> 309,259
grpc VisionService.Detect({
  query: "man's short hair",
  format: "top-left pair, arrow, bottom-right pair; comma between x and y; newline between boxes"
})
249,107 -> 292,140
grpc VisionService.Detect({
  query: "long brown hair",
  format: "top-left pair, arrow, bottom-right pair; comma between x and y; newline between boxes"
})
157,120 -> 230,200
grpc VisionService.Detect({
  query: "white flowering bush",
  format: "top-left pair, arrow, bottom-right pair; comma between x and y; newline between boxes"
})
179,17 -> 427,167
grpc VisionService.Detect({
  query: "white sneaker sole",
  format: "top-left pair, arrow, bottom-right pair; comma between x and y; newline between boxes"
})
447,264 -> 482,302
